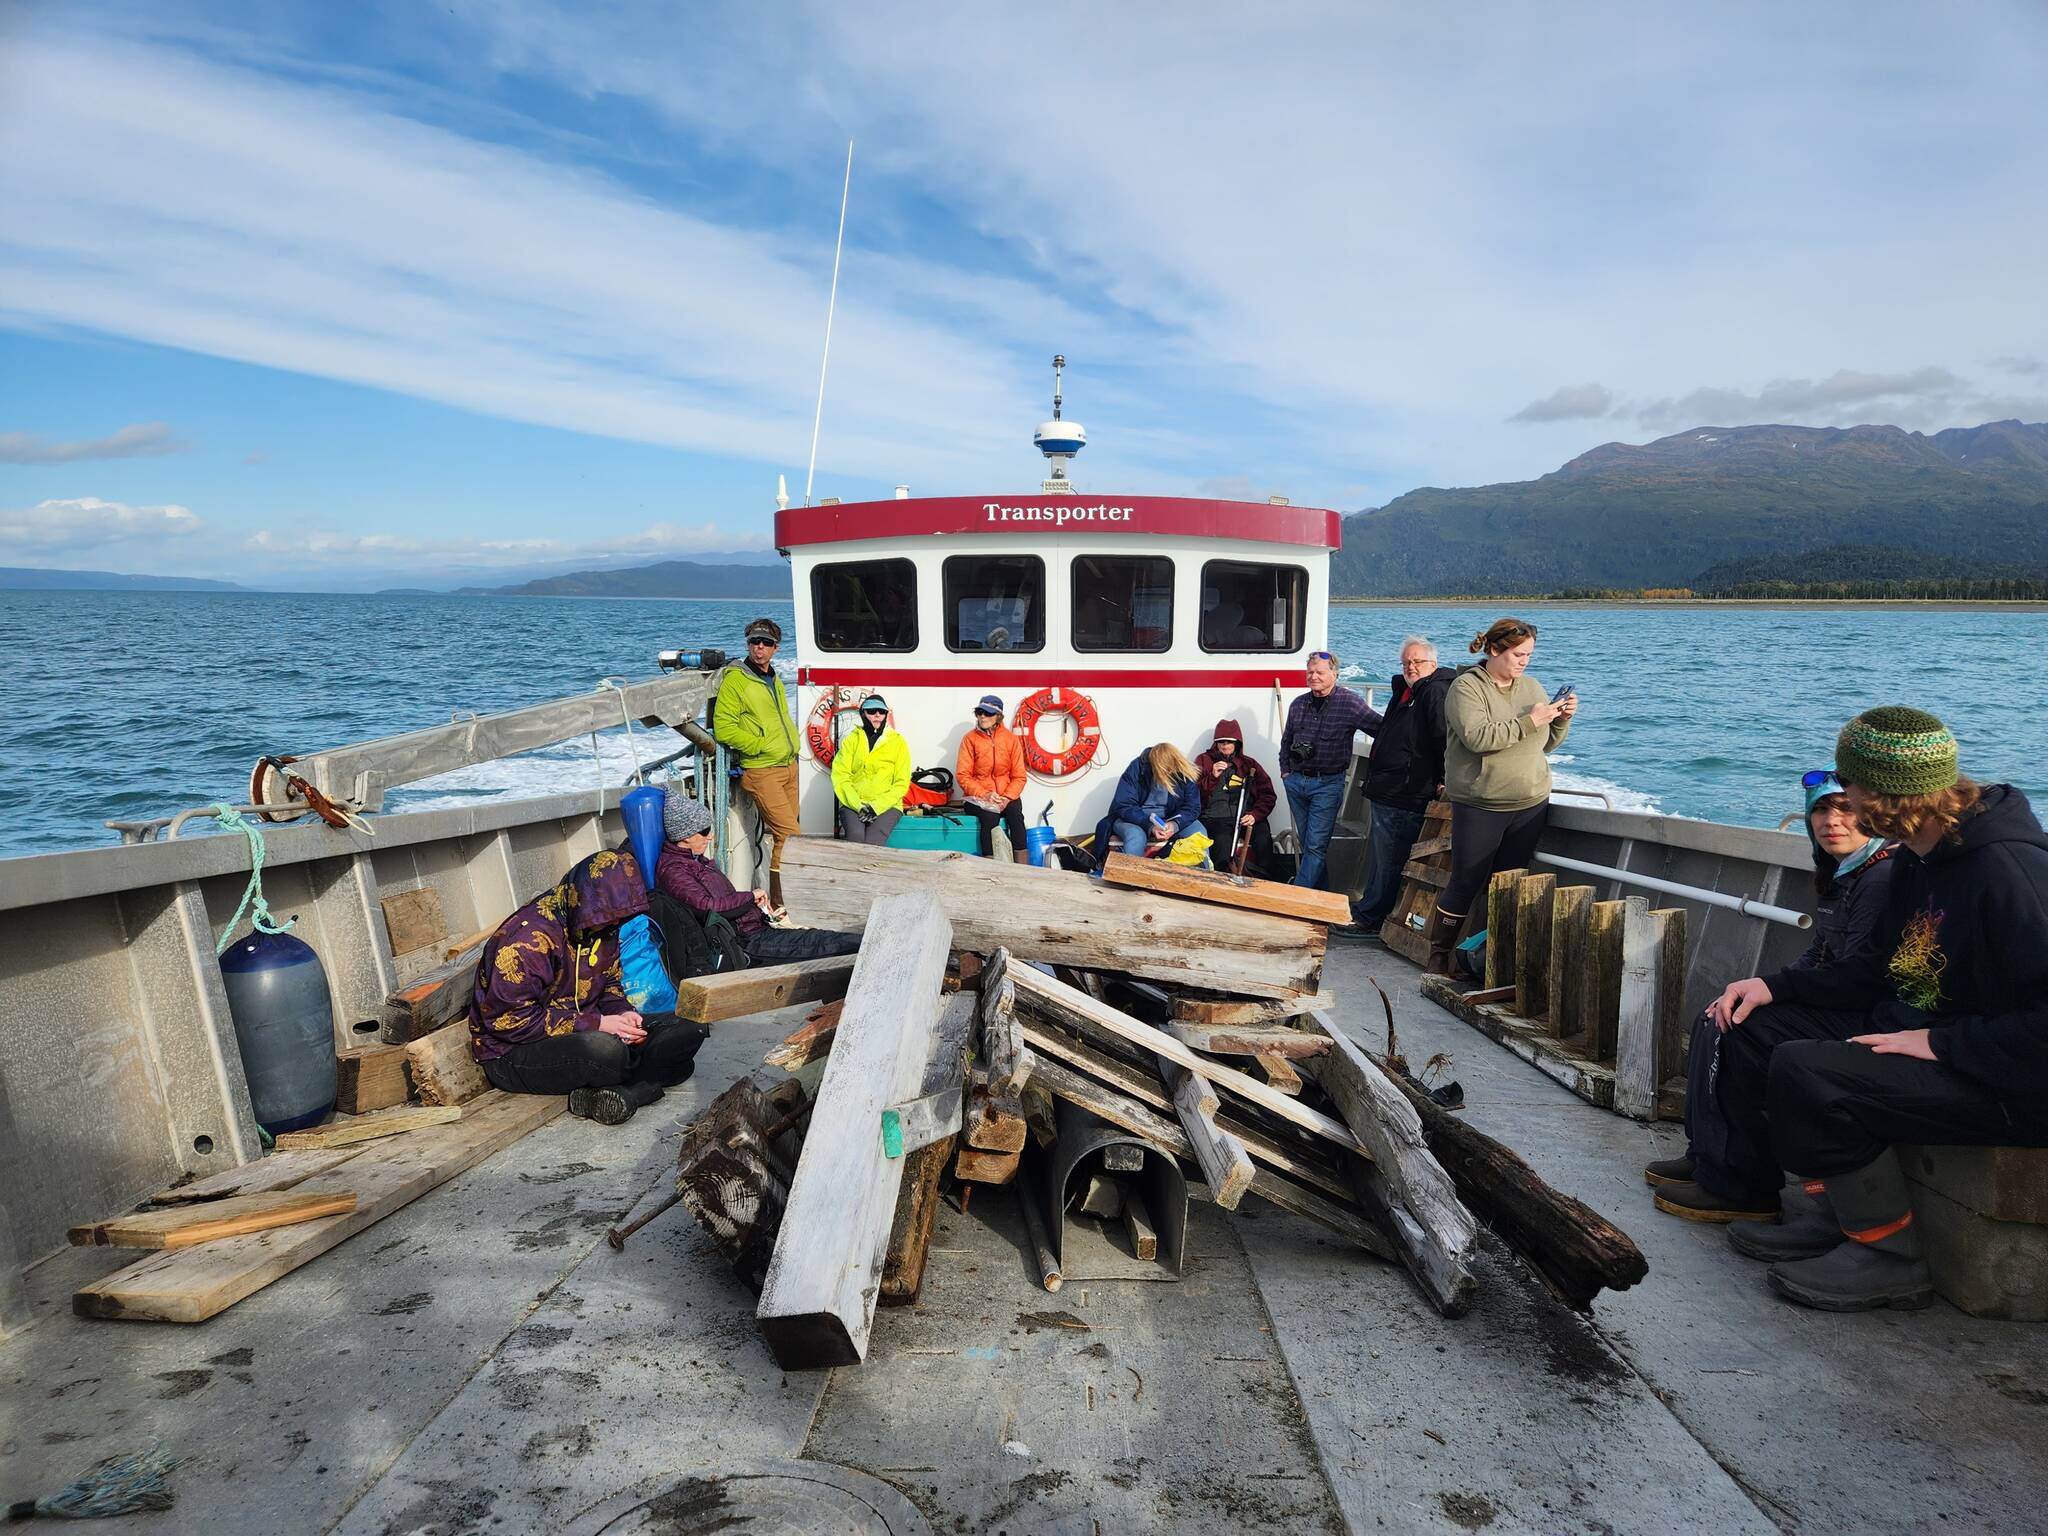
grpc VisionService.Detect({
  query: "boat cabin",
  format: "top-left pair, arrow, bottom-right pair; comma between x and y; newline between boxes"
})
771,491 -> 1344,850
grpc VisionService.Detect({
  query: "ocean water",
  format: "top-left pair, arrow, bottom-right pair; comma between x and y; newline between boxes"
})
0,590 -> 2040,859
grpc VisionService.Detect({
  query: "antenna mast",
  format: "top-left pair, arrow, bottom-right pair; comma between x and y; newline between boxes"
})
804,141 -> 854,507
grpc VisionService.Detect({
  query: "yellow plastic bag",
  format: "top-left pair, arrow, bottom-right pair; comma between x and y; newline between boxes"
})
1166,830 -> 1213,866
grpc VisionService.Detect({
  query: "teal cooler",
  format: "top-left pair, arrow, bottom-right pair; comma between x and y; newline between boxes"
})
887,811 -> 981,853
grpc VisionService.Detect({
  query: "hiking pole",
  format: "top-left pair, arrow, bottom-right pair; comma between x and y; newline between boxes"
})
1230,778 -> 1251,876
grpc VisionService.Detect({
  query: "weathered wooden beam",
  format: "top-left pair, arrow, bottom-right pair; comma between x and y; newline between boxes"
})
1099,854 -> 1351,927
404,1020 -> 490,1107
764,999 -> 843,1069
954,1147 -> 1022,1184
1012,964 -> 1361,1154
1122,1192 -> 1159,1261
977,949 -> 1029,1094
1168,991 -> 1336,1029
1653,907 -> 1689,1120
1547,884 -> 1595,1041
1484,867 -> 1525,991
1162,1023 -> 1332,1058
1513,872 -> 1557,1023
964,1082 -> 1029,1153
380,886 -> 447,960
676,954 -> 857,1024
756,891 -> 952,1369
1581,900 -> 1626,1061
1305,1010 -> 1479,1317
1253,1052 -> 1303,1095
335,1042 -> 410,1115
882,993 -> 977,1305
779,839 -> 1324,999
1613,897 -> 1661,1120
1160,1058 -> 1255,1210
673,1080 -> 794,1293
380,939 -> 486,1044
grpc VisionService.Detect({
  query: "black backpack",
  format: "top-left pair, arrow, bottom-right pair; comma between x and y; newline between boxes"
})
646,890 -> 749,979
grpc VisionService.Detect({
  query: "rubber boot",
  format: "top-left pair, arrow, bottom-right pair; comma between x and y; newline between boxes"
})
1423,906 -> 1465,977
1729,1175 -> 1841,1262
1766,1151 -> 1935,1311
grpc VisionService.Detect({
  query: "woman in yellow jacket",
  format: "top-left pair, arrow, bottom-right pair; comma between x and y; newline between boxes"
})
830,694 -> 913,845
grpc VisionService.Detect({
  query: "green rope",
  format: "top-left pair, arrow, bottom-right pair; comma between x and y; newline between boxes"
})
212,804 -> 296,956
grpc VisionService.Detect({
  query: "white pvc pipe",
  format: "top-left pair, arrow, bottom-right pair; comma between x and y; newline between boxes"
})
1536,851 -> 1812,929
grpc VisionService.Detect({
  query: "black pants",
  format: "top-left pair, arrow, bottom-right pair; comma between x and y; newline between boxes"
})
482,1012 -> 706,1097
1438,800 -> 1550,917
1200,813 -> 1274,877
1769,1039 -> 2048,1178
1684,1002 -> 1869,1198
970,801 -> 1028,856
741,925 -> 863,964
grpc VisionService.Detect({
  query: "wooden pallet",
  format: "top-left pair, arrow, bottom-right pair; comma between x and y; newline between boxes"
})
1378,800 -> 1452,963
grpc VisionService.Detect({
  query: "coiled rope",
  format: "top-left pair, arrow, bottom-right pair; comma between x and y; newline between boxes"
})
212,803 -> 297,955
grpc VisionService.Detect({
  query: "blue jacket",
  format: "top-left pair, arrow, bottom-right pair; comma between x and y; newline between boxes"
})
1106,755 -> 1201,837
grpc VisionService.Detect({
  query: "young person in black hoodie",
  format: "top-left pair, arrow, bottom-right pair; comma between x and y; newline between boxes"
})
1706,707 -> 2048,1311
1350,636 -> 1452,936
1648,771 -> 1898,1222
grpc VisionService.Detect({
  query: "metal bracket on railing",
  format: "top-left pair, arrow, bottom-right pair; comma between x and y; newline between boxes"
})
1549,787 -> 1614,809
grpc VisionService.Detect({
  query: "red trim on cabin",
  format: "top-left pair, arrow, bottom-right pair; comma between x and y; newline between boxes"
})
775,494 -> 1343,550
802,666 -> 1306,688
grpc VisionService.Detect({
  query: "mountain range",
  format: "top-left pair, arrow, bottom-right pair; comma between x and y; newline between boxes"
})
1330,419 -> 2048,596
460,557 -> 789,598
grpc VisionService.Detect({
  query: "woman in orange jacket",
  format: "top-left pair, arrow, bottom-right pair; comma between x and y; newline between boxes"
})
956,692 -> 1028,857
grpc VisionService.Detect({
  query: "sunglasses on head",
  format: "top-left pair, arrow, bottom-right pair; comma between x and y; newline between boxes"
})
1802,769 -> 1838,789
1308,651 -> 1334,664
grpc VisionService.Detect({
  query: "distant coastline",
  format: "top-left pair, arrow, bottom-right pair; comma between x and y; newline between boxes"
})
1331,597 -> 2048,611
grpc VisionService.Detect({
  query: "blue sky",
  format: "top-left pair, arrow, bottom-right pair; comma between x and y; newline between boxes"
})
2,1 -> 2044,589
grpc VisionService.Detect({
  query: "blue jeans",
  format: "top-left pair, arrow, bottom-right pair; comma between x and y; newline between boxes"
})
1113,820 -> 1157,855
1353,802 -> 1426,927
1283,771 -> 1347,889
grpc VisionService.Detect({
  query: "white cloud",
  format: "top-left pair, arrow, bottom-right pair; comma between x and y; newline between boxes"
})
0,421 -> 187,464
1509,384 -> 1616,423
0,496 -> 201,550
1630,366 -> 2047,432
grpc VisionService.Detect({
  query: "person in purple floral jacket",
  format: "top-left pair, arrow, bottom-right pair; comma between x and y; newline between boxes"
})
466,847 -> 706,1124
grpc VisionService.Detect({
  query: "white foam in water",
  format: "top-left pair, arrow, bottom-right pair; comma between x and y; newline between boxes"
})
388,727 -> 681,816
1550,760 -> 1668,816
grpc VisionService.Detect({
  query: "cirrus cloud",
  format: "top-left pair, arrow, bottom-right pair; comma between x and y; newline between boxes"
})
0,421 -> 188,464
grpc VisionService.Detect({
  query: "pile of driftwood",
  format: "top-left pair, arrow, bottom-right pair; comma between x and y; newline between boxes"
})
626,842 -> 1646,1371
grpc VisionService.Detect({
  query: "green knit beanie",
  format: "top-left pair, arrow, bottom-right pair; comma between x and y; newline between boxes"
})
1835,706 -> 1959,797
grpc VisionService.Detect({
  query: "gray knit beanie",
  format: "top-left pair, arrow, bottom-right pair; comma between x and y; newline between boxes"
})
662,791 -> 713,843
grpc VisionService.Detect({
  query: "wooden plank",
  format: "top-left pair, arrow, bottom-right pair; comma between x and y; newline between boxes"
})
1011,964 -> 1362,1155
1398,860 -> 1449,889
954,1147 -> 1021,1184
76,1091 -> 563,1322
1406,835 -> 1454,859
404,1021 -> 489,1107
1547,885 -> 1594,1042
1513,873 -> 1556,1023
675,954 -> 857,1024
70,1191 -> 360,1250
380,886 -> 447,958
1379,799 -> 1451,965
273,1104 -> 462,1150
1581,900 -> 1626,1062
764,999 -> 843,1069
1422,974 -> 1617,1111
381,940 -> 487,1045
1169,991 -> 1334,1029
1253,1052 -> 1303,1096
964,1083 -> 1029,1153
1653,908 -> 1689,1120
1161,1058 -> 1255,1210
1485,868 -> 1525,991
882,993 -> 977,1305
335,1043 -> 410,1115
779,838 -> 1324,1000
147,1149 -> 365,1205
1612,896 -> 1660,1120
1100,853 -> 1351,927
1162,1022 -> 1331,1058
1122,1192 -> 1159,1261
1305,1010 -> 1479,1317
756,891 -> 953,1369
977,951 -> 1028,1094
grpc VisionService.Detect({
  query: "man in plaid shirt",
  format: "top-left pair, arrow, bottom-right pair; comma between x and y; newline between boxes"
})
1279,650 -> 1381,889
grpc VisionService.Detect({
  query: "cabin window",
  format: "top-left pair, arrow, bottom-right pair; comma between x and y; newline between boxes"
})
943,555 -> 1044,653
810,559 -> 918,651
1071,555 -> 1174,652
1199,561 -> 1307,651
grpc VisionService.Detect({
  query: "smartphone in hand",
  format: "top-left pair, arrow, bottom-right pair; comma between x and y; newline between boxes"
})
1549,683 -> 1575,704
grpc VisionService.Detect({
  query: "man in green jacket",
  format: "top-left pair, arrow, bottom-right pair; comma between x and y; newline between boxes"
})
714,617 -> 802,905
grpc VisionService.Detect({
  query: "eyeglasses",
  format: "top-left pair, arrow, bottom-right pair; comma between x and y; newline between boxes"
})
1801,769 -> 1838,789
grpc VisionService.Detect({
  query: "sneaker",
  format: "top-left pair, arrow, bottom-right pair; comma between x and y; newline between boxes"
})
567,1086 -> 636,1126
1652,1181 -> 1778,1224
1643,1155 -> 1696,1188
1766,1242 -> 1936,1312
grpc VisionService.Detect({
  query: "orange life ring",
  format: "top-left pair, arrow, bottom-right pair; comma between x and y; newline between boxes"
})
1013,686 -> 1104,778
805,686 -> 891,766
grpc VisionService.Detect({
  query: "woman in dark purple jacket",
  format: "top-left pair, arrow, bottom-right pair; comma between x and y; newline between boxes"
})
466,848 -> 705,1124
654,793 -> 861,964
